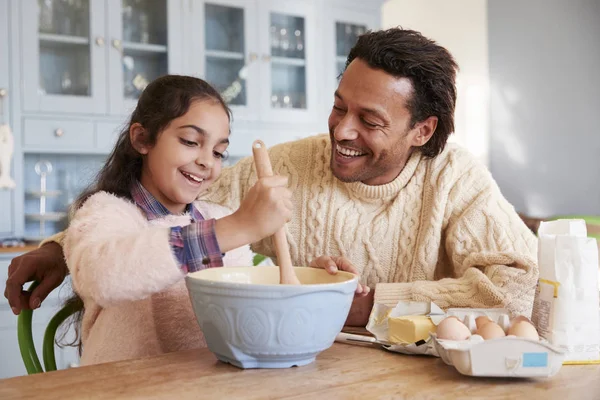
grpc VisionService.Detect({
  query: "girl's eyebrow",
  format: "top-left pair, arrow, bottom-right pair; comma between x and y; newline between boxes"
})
178,124 -> 229,144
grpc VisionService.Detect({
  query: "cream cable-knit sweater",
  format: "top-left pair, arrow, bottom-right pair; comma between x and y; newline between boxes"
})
201,134 -> 539,317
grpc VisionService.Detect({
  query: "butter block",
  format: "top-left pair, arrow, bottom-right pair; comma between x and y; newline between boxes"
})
388,315 -> 436,344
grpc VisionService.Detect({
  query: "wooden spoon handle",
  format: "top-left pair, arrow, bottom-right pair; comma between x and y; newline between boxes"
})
252,140 -> 300,285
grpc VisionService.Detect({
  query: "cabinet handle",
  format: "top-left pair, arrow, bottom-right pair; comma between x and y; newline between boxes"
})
0,88 -> 7,97
95,37 -> 105,47
262,54 -> 271,62
54,128 -> 64,138
249,52 -> 258,62
112,39 -> 123,53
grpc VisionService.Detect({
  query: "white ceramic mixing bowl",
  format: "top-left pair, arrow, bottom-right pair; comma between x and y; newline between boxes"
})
186,266 -> 358,369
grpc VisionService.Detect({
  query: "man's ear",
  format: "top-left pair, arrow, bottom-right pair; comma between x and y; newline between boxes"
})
129,123 -> 150,155
410,116 -> 438,147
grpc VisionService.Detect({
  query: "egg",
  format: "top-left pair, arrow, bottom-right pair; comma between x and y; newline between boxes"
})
436,317 -> 472,341
475,315 -> 493,329
475,322 -> 506,340
507,320 -> 539,340
511,315 -> 533,326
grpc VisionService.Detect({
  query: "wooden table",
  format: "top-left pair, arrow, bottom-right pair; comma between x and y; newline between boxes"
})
1,343 -> 599,400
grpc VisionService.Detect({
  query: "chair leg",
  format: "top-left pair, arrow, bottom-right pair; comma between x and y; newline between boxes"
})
17,308 -> 44,375
42,301 -> 80,372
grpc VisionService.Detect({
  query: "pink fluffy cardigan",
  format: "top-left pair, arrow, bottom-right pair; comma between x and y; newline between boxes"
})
63,191 -> 253,366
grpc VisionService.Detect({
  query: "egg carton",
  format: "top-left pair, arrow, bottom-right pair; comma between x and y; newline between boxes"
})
432,310 -> 566,378
432,335 -> 565,378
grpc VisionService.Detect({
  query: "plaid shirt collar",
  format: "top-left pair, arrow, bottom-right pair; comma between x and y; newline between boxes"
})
131,180 -> 204,222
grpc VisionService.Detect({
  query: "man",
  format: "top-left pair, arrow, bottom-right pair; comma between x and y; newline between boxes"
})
4,28 -> 538,326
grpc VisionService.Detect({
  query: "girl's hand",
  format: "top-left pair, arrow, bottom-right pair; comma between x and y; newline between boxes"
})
309,256 -> 370,297
216,175 -> 292,252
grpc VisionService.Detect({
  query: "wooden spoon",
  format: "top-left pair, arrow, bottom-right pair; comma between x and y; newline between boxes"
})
252,140 -> 300,285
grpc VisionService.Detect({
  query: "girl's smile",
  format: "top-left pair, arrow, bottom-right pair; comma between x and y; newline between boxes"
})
133,100 -> 231,214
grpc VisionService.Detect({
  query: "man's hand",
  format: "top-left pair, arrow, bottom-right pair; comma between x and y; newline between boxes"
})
344,290 -> 375,327
309,255 -> 370,296
309,256 -> 374,327
4,242 -> 68,315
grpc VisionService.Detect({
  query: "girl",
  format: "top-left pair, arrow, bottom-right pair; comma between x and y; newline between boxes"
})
63,75 -> 293,365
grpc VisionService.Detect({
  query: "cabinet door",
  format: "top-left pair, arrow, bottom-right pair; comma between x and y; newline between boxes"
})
326,8 -> 378,106
258,0 -> 318,124
107,0 -> 184,116
0,0 -> 13,236
197,0 -> 260,121
21,0 -> 108,114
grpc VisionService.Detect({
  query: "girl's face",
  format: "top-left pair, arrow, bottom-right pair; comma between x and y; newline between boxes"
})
134,100 -> 230,214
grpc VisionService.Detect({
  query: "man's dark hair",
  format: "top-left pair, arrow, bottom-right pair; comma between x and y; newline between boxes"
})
346,28 -> 458,158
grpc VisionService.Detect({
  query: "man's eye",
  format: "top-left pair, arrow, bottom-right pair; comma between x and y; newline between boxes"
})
180,138 -> 197,147
362,119 -> 378,128
332,105 -> 345,113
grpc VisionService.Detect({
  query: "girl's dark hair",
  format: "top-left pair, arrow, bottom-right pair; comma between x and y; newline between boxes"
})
345,28 -> 459,158
59,75 -> 231,352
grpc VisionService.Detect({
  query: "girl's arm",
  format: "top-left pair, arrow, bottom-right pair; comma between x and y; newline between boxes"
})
64,192 -> 196,307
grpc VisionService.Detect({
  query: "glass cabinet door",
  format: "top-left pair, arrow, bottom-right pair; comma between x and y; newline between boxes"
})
335,22 -> 366,77
22,0 -> 107,113
205,3 -> 247,106
120,0 -> 168,100
202,1 -> 258,120
259,0 -> 317,123
108,0 -> 182,115
268,13 -> 306,110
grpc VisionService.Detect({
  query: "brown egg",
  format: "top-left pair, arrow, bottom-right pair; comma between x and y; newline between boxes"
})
507,321 -> 539,340
511,315 -> 533,326
475,316 -> 493,329
436,317 -> 472,341
475,322 -> 506,340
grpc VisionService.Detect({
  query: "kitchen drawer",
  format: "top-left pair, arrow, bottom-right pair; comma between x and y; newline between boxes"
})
96,121 -> 123,153
23,118 -> 95,150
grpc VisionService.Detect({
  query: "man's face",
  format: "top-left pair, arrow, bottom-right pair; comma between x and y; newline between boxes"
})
328,58 -> 430,186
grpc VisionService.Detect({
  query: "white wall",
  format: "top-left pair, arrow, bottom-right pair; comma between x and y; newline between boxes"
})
381,0 -> 490,166
488,0 -> 600,217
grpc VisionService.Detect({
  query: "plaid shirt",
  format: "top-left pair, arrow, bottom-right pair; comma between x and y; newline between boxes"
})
131,181 -> 224,272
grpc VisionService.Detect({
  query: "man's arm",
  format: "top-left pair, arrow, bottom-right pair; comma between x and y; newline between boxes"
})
4,232 -> 68,315
374,164 -> 539,317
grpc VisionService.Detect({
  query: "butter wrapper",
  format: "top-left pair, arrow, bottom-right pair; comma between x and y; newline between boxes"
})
366,301 -> 444,356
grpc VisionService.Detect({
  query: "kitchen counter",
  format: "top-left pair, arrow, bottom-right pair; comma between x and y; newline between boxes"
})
0,343 -> 598,399
0,245 -> 38,255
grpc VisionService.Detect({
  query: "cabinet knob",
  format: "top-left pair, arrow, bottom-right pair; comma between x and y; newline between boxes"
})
95,37 -> 105,47
262,54 -> 271,62
0,88 -> 7,98
249,52 -> 258,62
112,39 -> 123,52
54,128 -> 64,137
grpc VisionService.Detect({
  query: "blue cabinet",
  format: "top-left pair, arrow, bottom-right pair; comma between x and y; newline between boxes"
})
0,0 -> 14,236
20,0 -> 183,119
1,0 -> 384,240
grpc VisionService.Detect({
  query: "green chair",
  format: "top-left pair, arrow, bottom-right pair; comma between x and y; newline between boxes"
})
17,281 -> 79,374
